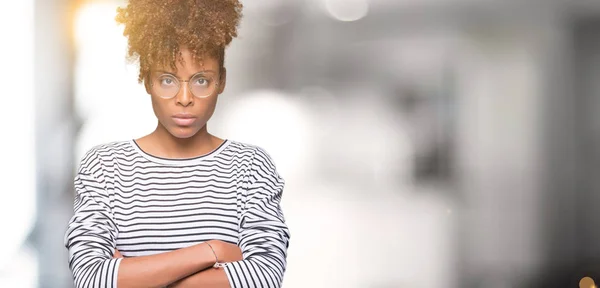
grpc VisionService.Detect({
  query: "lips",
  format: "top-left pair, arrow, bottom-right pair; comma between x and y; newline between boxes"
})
172,114 -> 197,126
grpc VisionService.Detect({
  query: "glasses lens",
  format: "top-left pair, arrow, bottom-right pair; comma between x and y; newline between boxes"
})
152,74 -> 179,99
189,74 -> 217,98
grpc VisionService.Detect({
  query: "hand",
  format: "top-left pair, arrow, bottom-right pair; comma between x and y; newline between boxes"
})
113,249 -> 123,258
206,240 -> 243,263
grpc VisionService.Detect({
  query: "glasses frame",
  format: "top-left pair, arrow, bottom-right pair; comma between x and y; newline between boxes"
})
149,71 -> 221,99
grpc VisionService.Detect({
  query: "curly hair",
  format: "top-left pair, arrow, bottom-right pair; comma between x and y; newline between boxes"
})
115,0 -> 243,83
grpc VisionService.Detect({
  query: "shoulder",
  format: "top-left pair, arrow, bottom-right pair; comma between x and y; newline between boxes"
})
74,141 -> 128,196
227,140 -> 284,189
78,140 -> 132,174
225,140 -> 278,169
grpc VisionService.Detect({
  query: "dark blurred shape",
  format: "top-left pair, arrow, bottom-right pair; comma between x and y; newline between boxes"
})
538,14 -> 600,288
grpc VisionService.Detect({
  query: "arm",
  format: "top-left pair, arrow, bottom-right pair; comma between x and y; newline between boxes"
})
168,268 -> 232,288
64,159 -> 219,288
170,148 -> 291,288
165,245 -> 244,288
116,243 -> 217,288
113,242 -> 243,288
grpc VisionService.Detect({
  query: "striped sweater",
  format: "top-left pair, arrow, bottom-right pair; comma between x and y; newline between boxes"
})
64,139 -> 290,288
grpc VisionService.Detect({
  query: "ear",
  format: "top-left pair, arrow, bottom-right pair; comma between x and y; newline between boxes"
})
217,67 -> 227,95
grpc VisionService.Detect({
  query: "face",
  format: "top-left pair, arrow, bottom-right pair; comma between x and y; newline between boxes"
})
146,47 -> 226,139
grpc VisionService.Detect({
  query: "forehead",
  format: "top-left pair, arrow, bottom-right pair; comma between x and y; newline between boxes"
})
151,49 -> 220,76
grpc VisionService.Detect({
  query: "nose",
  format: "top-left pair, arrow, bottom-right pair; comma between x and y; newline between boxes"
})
176,82 -> 193,107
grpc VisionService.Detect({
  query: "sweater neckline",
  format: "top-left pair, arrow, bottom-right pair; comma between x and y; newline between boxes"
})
129,139 -> 230,166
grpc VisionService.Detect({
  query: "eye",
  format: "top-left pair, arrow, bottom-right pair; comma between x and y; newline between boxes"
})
193,77 -> 209,86
161,77 -> 175,85
156,74 -> 178,87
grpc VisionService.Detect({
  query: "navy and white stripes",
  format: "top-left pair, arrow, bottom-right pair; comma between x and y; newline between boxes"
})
64,139 -> 290,288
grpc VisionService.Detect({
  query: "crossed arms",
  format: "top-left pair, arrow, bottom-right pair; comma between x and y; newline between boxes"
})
111,241 -> 243,287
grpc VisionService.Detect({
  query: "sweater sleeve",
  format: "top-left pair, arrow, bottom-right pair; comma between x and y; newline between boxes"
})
224,147 -> 291,288
64,153 -> 122,288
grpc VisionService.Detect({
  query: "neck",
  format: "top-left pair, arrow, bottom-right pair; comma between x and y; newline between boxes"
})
147,123 -> 221,159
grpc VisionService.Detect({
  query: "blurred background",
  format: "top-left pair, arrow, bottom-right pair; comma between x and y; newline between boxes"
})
1,0 -> 600,287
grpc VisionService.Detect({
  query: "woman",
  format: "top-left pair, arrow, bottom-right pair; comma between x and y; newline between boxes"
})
64,1 -> 290,287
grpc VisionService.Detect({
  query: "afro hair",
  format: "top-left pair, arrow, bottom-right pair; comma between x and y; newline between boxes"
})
115,0 -> 243,82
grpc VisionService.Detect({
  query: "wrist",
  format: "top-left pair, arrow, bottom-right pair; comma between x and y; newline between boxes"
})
195,241 -> 218,270
204,241 -> 227,268
204,241 -> 219,264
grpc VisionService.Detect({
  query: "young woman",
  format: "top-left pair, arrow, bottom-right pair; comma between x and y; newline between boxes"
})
64,1 -> 290,287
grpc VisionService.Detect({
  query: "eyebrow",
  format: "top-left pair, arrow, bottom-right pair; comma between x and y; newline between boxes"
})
154,70 -> 217,75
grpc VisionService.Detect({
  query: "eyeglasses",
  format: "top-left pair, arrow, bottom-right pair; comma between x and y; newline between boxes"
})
149,72 -> 220,99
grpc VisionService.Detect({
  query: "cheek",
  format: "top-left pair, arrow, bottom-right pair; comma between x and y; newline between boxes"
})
150,96 -> 170,120
202,98 -> 219,119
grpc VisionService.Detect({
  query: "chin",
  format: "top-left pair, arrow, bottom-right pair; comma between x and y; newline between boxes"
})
167,126 -> 201,139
